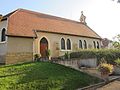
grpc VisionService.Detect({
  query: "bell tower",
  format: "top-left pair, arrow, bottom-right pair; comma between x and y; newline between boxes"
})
80,11 -> 86,24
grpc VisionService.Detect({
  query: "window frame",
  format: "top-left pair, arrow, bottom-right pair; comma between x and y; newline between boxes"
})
60,38 -> 65,50
78,40 -> 83,49
1,28 -> 6,42
83,40 -> 87,49
97,41 -> 100,49
93,41 -> 96,49
66,39 -> 71,50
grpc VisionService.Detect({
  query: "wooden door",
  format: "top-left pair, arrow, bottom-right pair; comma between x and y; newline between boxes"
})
40,37 -> 48,58
40,43 -> 48,58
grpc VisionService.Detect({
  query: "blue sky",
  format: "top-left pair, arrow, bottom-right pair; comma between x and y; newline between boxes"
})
0,0 -> 87,17
0,0 -> 120,40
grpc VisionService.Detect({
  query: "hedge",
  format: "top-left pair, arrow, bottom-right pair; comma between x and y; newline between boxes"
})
70,49 -> 120,64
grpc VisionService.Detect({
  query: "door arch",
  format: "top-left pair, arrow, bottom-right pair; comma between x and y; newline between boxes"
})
40,37 -> 48,58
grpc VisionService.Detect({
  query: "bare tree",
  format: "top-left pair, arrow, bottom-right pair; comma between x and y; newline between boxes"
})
112,0 -> 120,3
118,0 -> 120,3
113,34 -> 120,49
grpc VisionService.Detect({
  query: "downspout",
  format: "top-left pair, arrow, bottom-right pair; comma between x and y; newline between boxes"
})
33,37 -> 35,61
32,30 -> 38,61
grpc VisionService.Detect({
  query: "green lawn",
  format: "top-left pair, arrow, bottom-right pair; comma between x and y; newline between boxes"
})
0,62 -> 101,90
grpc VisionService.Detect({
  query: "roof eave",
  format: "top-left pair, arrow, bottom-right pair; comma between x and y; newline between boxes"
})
36,30 -> 101,39
6,34 -> 36,38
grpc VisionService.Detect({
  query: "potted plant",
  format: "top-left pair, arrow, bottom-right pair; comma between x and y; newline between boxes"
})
98,63 -> 113,81
114,58 -> 120,75
64,52 -> 70,60
34,54 -> 40,61
46,49 -> 51,60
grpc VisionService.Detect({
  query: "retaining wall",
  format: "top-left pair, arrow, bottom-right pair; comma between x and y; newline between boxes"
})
52,58 -> 97,69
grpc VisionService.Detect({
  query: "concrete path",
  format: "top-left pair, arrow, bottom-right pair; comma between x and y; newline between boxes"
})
97,80 -> 120,90
80,68 -> 120,90
80,68 -> 101,78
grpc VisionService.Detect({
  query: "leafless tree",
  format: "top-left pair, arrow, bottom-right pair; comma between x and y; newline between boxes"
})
112,0 -> 120,3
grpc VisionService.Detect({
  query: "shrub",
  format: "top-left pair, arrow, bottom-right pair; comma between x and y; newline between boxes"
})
70,49 -> 120,64
96,49 -> 120,64
45,49 -> 51,60
98,63 -> 113,75
70,49 -> 97,59
34,54 -> 40,61
64,52 -> 70,59
46,49 -> 51,57
114,58 -> 120,66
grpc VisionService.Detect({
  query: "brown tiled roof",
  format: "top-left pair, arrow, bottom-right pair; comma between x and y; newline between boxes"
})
6,9 -> 101,39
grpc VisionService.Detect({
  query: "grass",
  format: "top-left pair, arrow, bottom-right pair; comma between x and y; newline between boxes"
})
0,62 -> 101,90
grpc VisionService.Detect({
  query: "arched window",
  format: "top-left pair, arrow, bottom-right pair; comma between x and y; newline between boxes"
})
40,37 -> 48,44
79,40 -> 83,49
67,39 -> 71,50
1,28 -> 6,42
61,38 -> 65,50
84,40 -> 87,49
97,41 -> 99,49
93,41 -> 96,49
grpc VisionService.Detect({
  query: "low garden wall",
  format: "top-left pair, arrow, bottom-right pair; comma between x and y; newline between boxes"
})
114,66 -> 120,75
52,58 -> 97,69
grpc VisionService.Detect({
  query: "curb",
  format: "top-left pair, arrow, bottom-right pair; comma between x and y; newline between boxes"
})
77,76 -> 120,90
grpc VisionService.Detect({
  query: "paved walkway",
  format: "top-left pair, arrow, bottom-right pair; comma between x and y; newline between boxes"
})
80,68 -> 101,78
80,68 -> 120,90
97,80 -> 120,90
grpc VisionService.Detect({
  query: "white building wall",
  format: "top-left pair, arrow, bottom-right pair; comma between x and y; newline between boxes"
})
0,20 -> 8,42
35,32 -> 101,57
0,20 -> 8,63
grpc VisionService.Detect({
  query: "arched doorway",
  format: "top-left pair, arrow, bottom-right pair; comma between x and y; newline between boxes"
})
40,37 -> 48,58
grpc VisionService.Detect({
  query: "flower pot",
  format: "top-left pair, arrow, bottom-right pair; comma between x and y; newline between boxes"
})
101,72 -> 109,82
